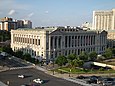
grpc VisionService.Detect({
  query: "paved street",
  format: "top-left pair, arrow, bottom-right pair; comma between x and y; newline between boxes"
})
0,56 -> 31,68
0,68 -> 82,86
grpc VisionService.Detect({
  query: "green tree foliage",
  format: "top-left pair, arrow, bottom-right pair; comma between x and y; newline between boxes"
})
72,59 -> 84,67
112,48 -> 115,56
79,51 -> 88,61
67,54 -> 76,61
55,55 -> 67,66
15,51 -> 23,58
103,48 -> 112,59
23,53 -> 31,61
67,54 -> 77,68
67,54 -> 84,68
89,51 -> 97,61
2,46 -> 14,55
0,30 -> 10,42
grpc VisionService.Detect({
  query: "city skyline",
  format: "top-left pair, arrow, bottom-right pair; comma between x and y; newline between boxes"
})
0,0 -> 115,27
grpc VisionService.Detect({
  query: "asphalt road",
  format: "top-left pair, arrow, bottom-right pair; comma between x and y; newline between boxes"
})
0,68 -> 82,86
0,56 -> 28,67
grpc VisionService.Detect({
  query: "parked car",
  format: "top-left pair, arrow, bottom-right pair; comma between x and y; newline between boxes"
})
87,75 -> 101,84
18,75 -> 25,78
76,75 -> 87,79
101,78 -> 114,86
102,81 -> 113,86
33,78 -> 43,84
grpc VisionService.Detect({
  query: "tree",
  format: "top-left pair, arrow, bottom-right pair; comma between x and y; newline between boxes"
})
0,30 -> 10,42
67,54 -> 77,68
2,46 -> 14,55
67,54 -> 77,61
72,59 -> 84,67
79,51 -> 88,61
89,51 -> 97,61
14,51 -> 23,58
23,53 -> 31,61
112,48 -> 115,57
55,55 -> 67,66
103,48 -> 112,59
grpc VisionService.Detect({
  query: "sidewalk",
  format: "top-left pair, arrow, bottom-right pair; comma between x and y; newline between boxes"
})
0,66 -> 9,72
35,66 -> 99,86
0,81 -> 8,86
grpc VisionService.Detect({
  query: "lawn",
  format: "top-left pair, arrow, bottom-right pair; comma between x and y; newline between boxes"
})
54,67 -> 115,74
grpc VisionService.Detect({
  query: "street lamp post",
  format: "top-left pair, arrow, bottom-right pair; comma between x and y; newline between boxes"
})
69,69 -> 71,77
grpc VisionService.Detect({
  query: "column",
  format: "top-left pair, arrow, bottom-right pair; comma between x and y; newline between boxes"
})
60,36 -> 62,49
84,36 -> 86,46
70,36 -> 72,47
94,16 -> 97,30
76,36 -> 78,47
53,36 -> 55,49
107,15 -> 109,30
67,36 -> 69,48
90,36 -> 91,46
48,35 -> 51,61
57,36 -> 59,49
29,35 -> 30,44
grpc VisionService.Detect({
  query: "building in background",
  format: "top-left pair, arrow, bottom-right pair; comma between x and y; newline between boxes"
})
81,22 -> 92,30
17,20 -> 32,28
11,27 -> 107,63
107,30 -> 115,48
23,20 -> 32,28
17,20 -> 24,28
92,9 -> 115,31
0,17 -> 17,31
0,17 -> 32,31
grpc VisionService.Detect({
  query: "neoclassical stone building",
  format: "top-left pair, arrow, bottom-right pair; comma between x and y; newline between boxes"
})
11,27 -> 107,62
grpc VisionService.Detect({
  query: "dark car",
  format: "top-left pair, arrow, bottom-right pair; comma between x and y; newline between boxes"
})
86,75 -> 101,84
76,75 -> 87,79
99,78 -> 114,86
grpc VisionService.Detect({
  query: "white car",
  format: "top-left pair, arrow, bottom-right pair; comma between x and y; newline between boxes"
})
33,78 -> 43,84
18,75 -> 25,78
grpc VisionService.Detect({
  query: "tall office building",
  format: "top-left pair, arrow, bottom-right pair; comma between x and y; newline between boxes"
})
17,20 -> 24,28
92,9 -> 115,31
23,20 -> 32,28
0,17 -> 32,31
0,17 -> 17,31
11,27 -> 107,62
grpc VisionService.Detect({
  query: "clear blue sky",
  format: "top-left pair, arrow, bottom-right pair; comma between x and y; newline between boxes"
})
0,0 -> 115,27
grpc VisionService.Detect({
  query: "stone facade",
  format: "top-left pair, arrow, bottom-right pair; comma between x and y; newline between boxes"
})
107,30 -> 115,48
11,27 -> 107,62
92,9 -> 115,31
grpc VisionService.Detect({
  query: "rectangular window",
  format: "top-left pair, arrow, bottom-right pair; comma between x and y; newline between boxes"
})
33,39 -> 34,44
38,39 -> 40,45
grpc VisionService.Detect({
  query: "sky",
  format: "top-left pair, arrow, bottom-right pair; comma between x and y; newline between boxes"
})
0,0 -> 115,27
